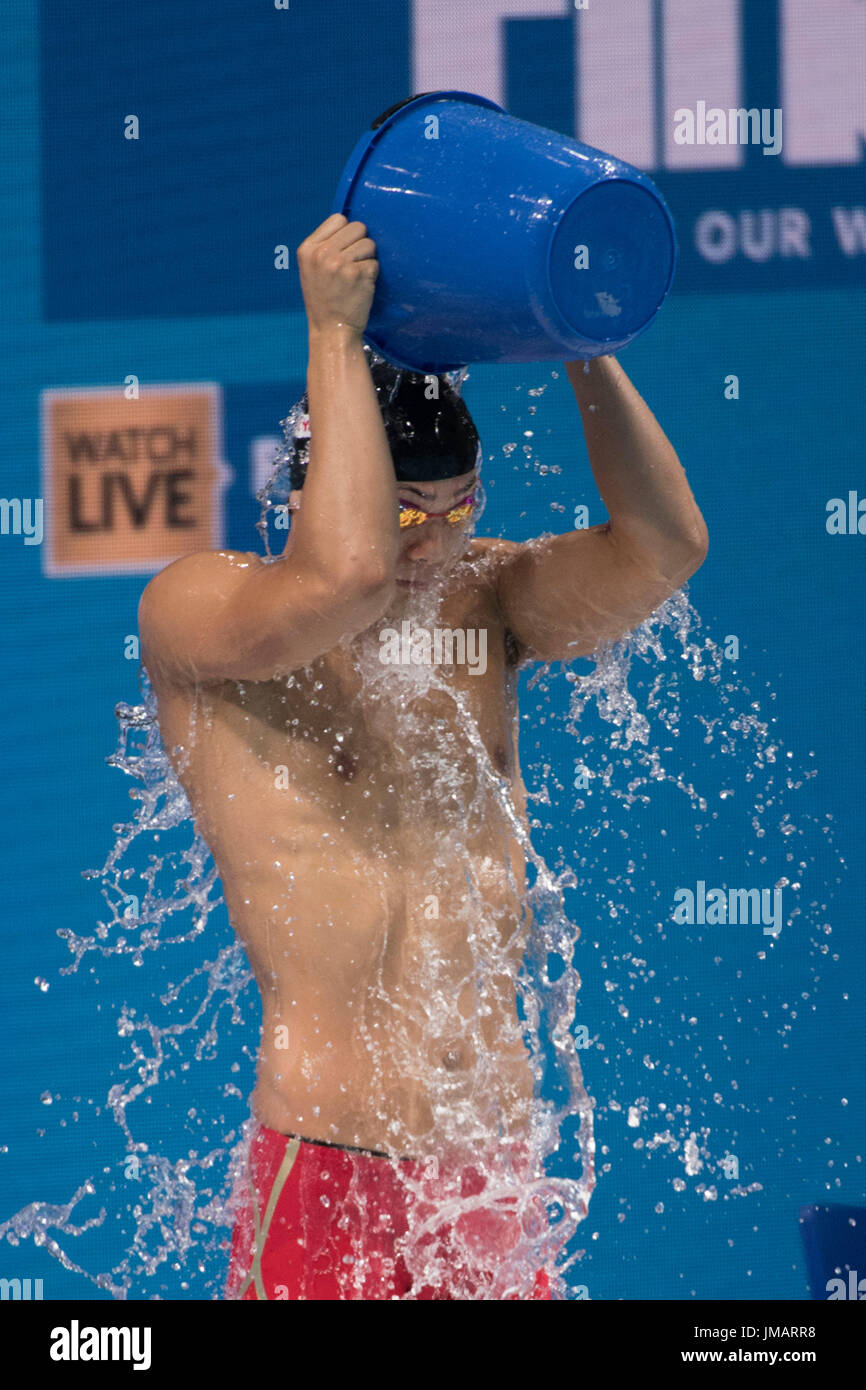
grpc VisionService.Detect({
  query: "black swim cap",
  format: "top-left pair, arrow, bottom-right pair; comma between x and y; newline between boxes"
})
288,350 -> 481,491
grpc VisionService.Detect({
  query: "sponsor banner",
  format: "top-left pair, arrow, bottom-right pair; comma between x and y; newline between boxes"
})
40,385 -> 227,577
40,1 -> 866,313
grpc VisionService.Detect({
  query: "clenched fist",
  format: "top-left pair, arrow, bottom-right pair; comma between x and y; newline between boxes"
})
297,213 -> 379,338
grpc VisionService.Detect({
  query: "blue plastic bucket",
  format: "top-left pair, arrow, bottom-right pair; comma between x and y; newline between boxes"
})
331,91 -> 677,373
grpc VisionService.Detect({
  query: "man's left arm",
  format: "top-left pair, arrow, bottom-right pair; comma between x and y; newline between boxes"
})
494,355 -> 709,664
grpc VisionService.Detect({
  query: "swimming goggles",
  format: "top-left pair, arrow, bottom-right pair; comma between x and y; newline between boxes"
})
398,485 -> 483,529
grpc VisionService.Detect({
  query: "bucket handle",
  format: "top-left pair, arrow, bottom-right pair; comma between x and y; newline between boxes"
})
370,93 -> 438,130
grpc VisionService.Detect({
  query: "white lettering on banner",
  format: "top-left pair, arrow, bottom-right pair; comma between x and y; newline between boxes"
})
831,208 -> 866,256
662,0 -> 741,170
781,0 -> 866,166
413,0 -> 866,171
412,0 -> 564,111
694,208 -> 812,265
577,0 -> 654,167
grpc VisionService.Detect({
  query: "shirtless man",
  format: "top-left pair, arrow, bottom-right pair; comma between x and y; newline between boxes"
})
138,213 -> 708,1300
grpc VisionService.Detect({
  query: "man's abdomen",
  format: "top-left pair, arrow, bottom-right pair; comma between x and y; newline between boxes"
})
230,831 -> 534,1160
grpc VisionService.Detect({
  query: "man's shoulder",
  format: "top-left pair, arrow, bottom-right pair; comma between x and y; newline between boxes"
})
468,536 -> 523,562
465,535 -> 524,589
141,548 -> 262,606
150,547 -> 263,582
462,536 -> 519,601
138,549 -> 264,685
466,538 -> 530,669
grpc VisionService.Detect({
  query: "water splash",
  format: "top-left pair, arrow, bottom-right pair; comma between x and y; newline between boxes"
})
548,589 -> 843,1222
0,363 -> 846,1299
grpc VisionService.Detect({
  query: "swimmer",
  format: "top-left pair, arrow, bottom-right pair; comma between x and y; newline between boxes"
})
137,212 -> 709,1299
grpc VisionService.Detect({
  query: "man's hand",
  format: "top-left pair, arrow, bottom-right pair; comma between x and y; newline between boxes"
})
297,213 -> 379,339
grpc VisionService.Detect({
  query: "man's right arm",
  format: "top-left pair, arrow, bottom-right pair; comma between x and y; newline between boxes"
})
137,543 -> 393,685
288,213 -> 399,585
138,213 -> 399,685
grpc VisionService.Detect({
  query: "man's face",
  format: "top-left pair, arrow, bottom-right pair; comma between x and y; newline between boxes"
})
393,469 -> 481,590
288,468 -> 482,593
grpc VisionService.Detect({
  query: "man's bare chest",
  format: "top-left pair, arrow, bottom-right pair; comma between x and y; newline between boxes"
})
222,604 -> 517,781
153,589 -> 523,825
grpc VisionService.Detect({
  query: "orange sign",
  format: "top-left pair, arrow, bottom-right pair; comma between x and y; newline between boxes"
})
40,384 -> 227,576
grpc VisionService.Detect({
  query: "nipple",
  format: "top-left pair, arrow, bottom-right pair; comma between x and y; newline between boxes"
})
333,749 -> 358,781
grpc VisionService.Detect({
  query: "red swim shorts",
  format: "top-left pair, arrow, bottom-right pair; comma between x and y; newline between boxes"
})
224,1123 -> 554,1300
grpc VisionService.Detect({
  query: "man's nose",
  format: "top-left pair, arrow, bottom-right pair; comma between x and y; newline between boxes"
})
405,521 -> 449,559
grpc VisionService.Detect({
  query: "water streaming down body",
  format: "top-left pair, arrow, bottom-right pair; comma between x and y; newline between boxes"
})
0,362 -> 846,1299
251,368 -> 597,1294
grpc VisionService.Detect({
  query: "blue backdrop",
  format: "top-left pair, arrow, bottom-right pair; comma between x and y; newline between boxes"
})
1,0 -> 864,1301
